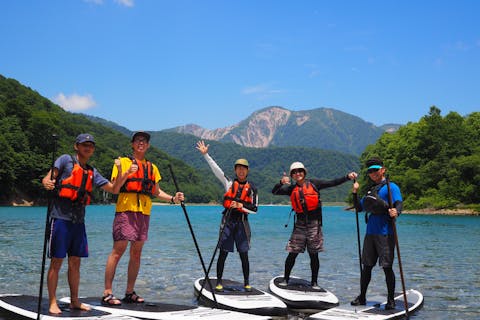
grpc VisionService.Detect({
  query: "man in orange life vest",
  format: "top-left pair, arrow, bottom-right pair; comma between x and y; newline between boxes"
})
41,133 -> 127,314
196,140 -> 258,292
102,131 -> 184,306
272,162 -> 357,289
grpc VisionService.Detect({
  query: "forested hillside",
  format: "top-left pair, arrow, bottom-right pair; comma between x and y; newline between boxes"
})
149,131 -> 360,204
0,75 -> 218,205
358,106 -> 480,211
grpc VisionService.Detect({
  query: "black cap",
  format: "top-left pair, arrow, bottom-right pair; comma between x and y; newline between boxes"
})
75,133 -> 95,145
131,131 -> 151,142
366,157 -> 383,170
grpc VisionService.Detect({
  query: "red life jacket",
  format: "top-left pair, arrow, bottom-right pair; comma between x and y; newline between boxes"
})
223,180 -> 253,213
121,157 -> 156,196
290,181 -> 320,214
58,155 -> 93,205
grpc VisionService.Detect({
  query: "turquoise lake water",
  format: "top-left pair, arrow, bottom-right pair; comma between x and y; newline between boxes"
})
0,205 -> 479,319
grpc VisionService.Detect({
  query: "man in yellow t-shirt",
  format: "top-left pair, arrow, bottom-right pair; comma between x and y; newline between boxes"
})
102,131 -> 184,306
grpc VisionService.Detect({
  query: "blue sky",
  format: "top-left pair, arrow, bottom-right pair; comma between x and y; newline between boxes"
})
1,1 -> 479,131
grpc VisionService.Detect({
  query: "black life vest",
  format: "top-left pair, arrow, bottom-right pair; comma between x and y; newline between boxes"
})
363,182 -> 389,215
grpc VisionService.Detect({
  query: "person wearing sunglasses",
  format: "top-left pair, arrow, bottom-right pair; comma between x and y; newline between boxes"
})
350,157 -> 403,310
272,161 -> 357,289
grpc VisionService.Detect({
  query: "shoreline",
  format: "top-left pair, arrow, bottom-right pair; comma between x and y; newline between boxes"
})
8,200 -> 479,215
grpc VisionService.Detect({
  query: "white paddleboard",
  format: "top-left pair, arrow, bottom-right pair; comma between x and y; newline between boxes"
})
0,294 -> 138,320
194,277 -> 288,317
60,296 -> 272,320
268,276 -> 339,312
306,289 -> 423,320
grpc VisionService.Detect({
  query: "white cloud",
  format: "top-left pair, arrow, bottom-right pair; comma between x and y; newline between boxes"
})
84,0 -> 104,5
52,93 -> 97,112
242,83 -> 284,100
114,0 -> 134,7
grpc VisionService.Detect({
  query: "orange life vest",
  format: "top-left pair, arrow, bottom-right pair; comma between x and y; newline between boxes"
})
290,181 -> 320,214
121,157 -> 156,196
58,155 -> 93,205
223,180 -> 253,213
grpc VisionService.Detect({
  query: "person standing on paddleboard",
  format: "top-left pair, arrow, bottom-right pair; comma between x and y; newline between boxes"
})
102,131 -> 184,306
196,140 -> 258,292
350,157 -> 403,310
41,133 -> 127,314
272,162 -> 357,289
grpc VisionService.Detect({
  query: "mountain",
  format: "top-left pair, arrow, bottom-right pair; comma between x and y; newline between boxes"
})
167,106 -> 393,155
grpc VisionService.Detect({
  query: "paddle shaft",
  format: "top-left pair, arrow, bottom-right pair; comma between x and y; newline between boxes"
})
352,181 -> 363,278
386,175 -> 409,317
37,134 -> 58,319
168,164 -> 218,305
197,207 -> 232,300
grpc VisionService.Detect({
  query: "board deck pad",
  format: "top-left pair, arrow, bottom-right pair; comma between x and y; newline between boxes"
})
272,276 -> 327,293
0,294 -> 137,319
306,289 -> 423,320
198,278 -> 264,295
60,296 -> 273,320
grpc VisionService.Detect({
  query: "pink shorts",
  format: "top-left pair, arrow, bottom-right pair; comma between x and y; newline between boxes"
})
113,211 -> 150,242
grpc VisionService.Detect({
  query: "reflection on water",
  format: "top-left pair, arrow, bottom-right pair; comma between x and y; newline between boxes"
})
0,205 -> 479,319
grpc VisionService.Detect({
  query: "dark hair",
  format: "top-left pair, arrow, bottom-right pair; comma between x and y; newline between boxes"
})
365,157 -> 383,168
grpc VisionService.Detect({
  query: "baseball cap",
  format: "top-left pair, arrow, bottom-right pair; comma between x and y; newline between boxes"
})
131,131 -> 151,142
75,133 -> 95,145
234,158 -> 249,168
366,157 -> 383,172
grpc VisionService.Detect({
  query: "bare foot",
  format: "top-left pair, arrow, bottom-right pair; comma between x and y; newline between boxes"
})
70,302 -> 91,311
49,303 -> 62,314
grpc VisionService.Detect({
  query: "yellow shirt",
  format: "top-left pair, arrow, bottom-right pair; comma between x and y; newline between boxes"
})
111,157 -> 161,215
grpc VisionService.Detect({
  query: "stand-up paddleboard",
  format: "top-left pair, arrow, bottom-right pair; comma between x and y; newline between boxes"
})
268,276 -> 339,312
0,294 -> 138,320
194,277 -> 288,317
60,296 -> 272,320
306,289 -> 423,320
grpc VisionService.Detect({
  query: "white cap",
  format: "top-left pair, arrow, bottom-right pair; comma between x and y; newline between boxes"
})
289,161 -> 306,175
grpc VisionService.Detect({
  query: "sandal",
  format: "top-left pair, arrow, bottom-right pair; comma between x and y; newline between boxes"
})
101,293 -> 122,306
122,291 -> 144,303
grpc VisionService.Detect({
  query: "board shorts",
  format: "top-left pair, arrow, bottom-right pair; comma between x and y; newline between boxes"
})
286,217 -> 324,254
48,218 -> 88,258
113,211 -> 150,242
362,234 -> 395,267
219,220 -> 251,253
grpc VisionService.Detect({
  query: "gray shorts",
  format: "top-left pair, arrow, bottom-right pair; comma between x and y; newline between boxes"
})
113,211 -> 150,242
362,234 -> 395,267
286,218 -> 324,254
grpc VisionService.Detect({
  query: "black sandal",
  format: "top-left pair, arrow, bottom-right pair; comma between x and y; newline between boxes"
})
122,291 -> 144,303
101,293 -> 122,306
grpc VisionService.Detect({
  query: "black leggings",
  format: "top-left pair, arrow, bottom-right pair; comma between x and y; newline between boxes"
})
217,251 -> 250,285
284,252 -> 319,284
360,265 -> 395,300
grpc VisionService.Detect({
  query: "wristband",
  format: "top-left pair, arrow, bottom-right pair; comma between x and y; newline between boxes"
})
170,196 -> 175,204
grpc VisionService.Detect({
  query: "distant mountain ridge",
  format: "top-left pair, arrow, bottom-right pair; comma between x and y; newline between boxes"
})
166,106 -> 398,155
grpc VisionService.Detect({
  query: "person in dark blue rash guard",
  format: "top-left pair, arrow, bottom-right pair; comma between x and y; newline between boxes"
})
350,157 -> 403,310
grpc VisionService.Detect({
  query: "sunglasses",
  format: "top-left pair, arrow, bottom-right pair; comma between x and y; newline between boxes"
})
291,169 -> 305,175
367,168 -> 380,174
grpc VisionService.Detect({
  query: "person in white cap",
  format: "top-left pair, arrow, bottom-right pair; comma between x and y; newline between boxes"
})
41,133 -> 127,314
272,162 -> 357,289
196,140 -> 258,292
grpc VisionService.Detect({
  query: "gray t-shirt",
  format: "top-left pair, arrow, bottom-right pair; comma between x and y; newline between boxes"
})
49,154 -> 108,223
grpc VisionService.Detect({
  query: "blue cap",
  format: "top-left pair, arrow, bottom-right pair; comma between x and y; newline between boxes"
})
75,133 -> 95,145
367,164 -> 383,170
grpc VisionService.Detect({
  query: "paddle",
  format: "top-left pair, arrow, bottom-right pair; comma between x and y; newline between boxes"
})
168,164 -> 218,305
386,175 -> 409,317
37,134 -> 58,320
352,180 -> 363,279
196,207 -> 232,301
